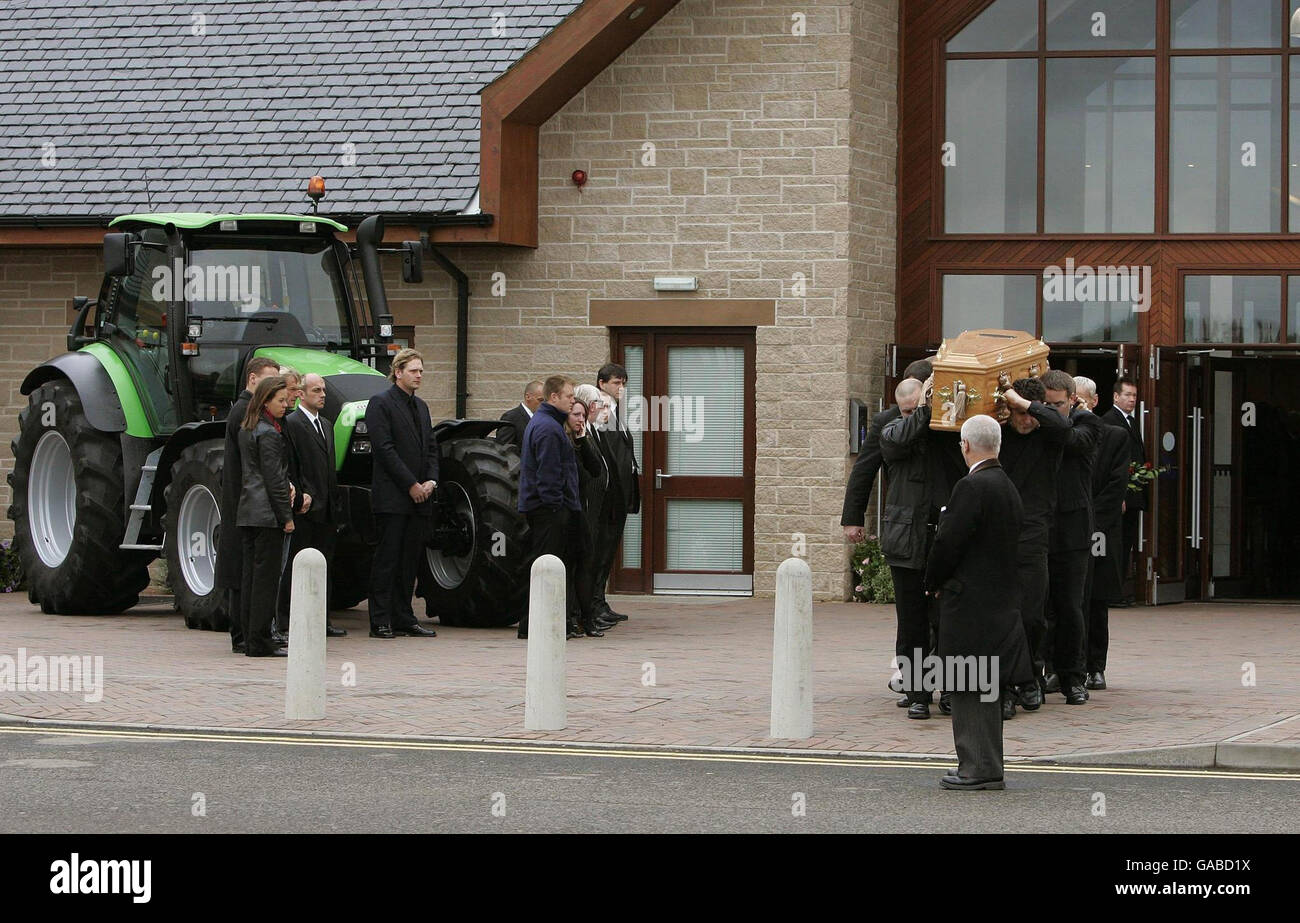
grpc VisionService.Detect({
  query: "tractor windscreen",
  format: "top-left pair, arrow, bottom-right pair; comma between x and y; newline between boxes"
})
187,236 -> 354,349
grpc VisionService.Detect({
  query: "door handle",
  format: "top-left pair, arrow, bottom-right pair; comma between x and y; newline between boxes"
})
655,468 -> 673,489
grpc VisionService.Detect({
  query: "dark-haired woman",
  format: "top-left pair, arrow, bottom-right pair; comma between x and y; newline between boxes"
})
238,375 -> 296,657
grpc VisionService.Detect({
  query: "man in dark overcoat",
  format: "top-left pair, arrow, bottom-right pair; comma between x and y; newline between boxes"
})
925,414 -> 1030,791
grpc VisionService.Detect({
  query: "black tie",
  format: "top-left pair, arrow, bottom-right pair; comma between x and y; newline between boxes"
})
314,417 -> 326,443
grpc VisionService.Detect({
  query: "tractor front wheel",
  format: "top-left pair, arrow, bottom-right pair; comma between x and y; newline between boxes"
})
7,379 -> 152,613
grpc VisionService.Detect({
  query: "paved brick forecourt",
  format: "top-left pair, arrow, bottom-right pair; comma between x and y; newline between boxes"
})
0,593 -> 1296,760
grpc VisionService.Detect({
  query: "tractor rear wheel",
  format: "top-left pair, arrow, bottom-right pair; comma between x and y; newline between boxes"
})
7,380 -> 152,613
165,439 -> 230,630
419,439 -> 528,627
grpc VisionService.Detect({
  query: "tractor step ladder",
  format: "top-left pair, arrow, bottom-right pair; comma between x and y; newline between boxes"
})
121,447 -> 165,552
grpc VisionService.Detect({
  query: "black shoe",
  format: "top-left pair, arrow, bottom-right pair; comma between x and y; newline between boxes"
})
246,646 -> 289,658
940,774 -> 1005,791
1064,685 -> 1089,705
369,626 -> 395,639
583,623 -> 606,638
598,606 -> 628,622
393,623 -> 436,637
1086,671 -> 1106,690
594,617 -> 617,630
566,624 -> 584,639
326,624 -> 348,638
232,642 -> 247,654
1001,696 -> 1017,720
938,692 -> 952,715
517,627 -> 528,639
270,628 -> 288,644
1018,683 -> 1043,710
1043,673 -> 1060,694
896,694 -> 910,707
907,702 -> 931,720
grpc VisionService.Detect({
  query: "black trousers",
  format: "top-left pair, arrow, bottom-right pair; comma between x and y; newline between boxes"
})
1047,548 -> 1090,689
1121,506 -> 1142,594
227,589 -> 243,647
890,565 -> 933,704
241,527 -> 286,656
1017,550 -> 1050,683
1086,597 -> 1109,673
590,505 -> 627,613
950,691 -> 1004,780
521,508 -> 583,633
369,513 -> 427,631
276,518 -> 336,632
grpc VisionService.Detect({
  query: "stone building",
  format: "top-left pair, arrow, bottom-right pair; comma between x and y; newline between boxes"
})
0,0 -> 900,601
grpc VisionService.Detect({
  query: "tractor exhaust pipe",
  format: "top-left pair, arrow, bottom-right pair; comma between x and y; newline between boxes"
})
356,215 -> 389,322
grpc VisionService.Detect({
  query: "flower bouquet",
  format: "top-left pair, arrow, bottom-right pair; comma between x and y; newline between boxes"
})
851,535 -> 895,604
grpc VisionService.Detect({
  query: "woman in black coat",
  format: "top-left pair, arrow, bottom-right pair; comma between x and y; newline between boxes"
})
566,397 -> 607,638
237,375 -> 296,657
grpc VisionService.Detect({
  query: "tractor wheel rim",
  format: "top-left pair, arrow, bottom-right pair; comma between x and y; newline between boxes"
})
426,481 -> 475,590
177,484 -> 220,597
29,430 -> 76,568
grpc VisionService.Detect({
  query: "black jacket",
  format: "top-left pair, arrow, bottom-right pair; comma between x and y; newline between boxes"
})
495,403 -> 531,453
1101,406 -> 1146,511
237,417 -> 294,528
999,409 -> 1068,554
841,405 -> 899,526
1030,403 -> 1102,554
575,433 -> 608,543
597,401 -> 640,516
924,460 -> 1033,687
283,406 -> 340,525
1089,423 -> 1130,602
879,404 -> 965,570
367,384 -> 440,517
216,389 -> 252,589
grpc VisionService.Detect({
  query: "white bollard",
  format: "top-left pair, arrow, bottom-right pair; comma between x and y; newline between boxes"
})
770,557 -> 813,739
524,553 -> 567,731
285,547 -> 328,720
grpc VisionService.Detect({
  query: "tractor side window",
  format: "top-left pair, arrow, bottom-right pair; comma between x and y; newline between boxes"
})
110,239 -> 178,432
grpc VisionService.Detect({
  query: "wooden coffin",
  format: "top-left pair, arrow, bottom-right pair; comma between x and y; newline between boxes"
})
929,329 -> 1051,431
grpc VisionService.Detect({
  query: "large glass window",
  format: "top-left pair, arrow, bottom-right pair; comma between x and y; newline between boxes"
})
1043,293 -> 1141,342
1184,274 -> 1283,341
947,0 -> 1039,53
1171,55 -> 1282,232
1172,0 -> 1282,48
1046,57 -> 1156,232
1289,275 -> 1300,340
944,59 -> 1039,233
942,274 -> 1037,337
1047,0 -> 1157,50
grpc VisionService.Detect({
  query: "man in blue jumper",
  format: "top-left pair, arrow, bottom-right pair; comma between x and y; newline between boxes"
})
517,375 -> 581,639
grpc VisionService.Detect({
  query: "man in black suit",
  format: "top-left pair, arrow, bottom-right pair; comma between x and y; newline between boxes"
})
365,348 -> 439,640
1101,376 -> 1145,603
1037,369 -> 1102,705
215,356 -> 280,653
276,373 -> 346,638
925,414 -> 1031,791
840,359 -> 933,545
1077,376 -> 1130,691
997,377 -> 1065,718
590,363 -> 640,624
495,380 -> 544,452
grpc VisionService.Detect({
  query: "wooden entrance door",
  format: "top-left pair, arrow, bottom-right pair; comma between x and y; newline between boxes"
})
610,329 -> 756,595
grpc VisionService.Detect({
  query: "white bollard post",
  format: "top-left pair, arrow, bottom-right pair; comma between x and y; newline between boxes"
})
285,547 -> 328,720
771,557 -> 813,739
525,553 -> 567,731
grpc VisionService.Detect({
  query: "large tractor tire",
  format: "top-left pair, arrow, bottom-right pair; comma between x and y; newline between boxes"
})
7,379 -> 152,613
329,539 -> 371,610
164,439 -> 230,630
419,438 -> 528,627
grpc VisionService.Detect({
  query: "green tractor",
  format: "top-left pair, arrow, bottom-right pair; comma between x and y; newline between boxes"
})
7,211 -> 527,628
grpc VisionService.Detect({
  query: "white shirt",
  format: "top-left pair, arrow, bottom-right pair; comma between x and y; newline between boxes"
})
520,401 -> 534,418
968,458 -> 997,475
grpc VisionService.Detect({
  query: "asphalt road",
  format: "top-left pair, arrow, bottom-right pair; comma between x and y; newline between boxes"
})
0,725 -> 1295,834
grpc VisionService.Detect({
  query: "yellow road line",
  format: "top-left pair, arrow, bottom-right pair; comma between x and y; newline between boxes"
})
1,723 -> 1295,781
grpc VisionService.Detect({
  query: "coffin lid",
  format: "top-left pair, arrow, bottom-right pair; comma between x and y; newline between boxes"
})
932,329 -> 1048,371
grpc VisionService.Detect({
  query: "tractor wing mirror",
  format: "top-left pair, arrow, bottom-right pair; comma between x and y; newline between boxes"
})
103,233 -> 135,277
401,240 -> 423,284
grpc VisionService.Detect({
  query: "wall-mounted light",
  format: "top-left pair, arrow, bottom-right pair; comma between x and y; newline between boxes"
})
571,169 -> 588,188
653,276 -> 699,292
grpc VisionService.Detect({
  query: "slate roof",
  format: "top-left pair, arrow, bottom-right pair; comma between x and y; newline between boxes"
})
0,0 -> 581,223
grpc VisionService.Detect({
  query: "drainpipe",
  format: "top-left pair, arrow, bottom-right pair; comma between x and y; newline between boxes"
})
422,237 -> 471,419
